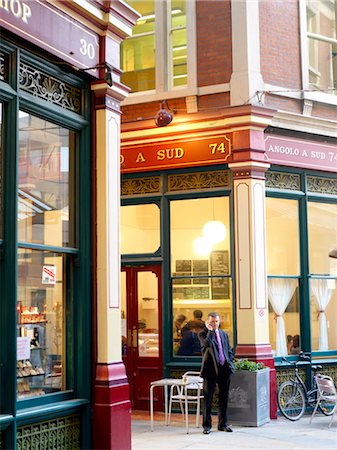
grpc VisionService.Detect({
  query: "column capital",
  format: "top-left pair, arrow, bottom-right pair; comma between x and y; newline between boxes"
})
229,160 -> 270,180
91,81 -> 130,112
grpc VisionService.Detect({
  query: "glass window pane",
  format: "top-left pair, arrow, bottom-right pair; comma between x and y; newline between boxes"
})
18,112 -> 76,247
170,197 -> 233,355
308,202 -> 337,275
266,198 -> 300,276
120,204 -> 160,254
17,249 -> 66,399
268,278 -> 301,356
310,278 -> 337,351
171,0 -> 187,88
138,271 -> 159,357
121,1 -> 155,92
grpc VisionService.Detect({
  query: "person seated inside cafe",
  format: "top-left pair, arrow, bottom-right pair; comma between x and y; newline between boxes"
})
177,320 -> 204,356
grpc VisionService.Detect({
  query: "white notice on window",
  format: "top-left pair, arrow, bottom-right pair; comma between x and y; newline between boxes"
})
17,336 -> 31,360
42,264 -> 56,284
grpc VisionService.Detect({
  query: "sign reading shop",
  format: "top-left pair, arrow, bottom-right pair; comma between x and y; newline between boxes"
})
121,135 -> 231,173
0,0 -> 99,69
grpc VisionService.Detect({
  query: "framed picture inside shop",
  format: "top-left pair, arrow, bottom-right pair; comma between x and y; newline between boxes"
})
210,250 -> 230,299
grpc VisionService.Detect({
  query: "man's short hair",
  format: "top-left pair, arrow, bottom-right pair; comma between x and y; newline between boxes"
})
193,309 -> 203,320
208,312 -> 220,319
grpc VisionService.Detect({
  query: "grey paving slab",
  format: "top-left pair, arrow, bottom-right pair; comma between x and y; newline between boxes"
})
131,414 -> 337,450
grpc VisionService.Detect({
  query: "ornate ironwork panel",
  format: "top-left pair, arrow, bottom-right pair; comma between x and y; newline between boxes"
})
0,52 -> 8,82
321,366 -> 337,385
168,170 -> 230,192
121,176 -> 161,196
17,415 -> 80,450
307,176 -> 337,195
276,368 -> 306,389
19,62 -> 81,114
266,172 -> 300,191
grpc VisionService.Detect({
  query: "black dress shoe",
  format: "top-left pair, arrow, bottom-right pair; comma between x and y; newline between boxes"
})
218,425 -> 233,432
203,428 -> 211,434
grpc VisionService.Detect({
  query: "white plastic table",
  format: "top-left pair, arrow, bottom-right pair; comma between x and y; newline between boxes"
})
149,378 -> 185,431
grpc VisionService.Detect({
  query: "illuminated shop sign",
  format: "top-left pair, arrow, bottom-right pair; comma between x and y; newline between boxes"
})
121,135 -> 231,173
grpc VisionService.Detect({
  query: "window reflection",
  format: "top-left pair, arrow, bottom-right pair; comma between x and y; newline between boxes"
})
17,249 -> 66,399
18,112 -> 76,247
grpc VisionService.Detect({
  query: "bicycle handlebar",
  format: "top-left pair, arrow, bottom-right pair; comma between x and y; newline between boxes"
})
281,351 -> 311,367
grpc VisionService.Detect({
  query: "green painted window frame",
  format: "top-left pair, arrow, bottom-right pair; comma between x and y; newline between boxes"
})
266,166 -> 337,364
0,38 -> 92,448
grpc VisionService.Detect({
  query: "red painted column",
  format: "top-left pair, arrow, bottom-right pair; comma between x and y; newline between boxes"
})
91,81 -> 132,448
229,111 -> 277,419
93,363 -> 131,450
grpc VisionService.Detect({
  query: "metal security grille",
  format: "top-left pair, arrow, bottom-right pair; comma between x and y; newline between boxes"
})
17,415 -> 80,450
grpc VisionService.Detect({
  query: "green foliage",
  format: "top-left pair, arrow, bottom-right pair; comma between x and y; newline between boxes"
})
234,358 -> 266,371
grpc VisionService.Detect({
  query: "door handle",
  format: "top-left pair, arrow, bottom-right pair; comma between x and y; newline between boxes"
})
132,328 -> 137,348
127,329 -> 132,347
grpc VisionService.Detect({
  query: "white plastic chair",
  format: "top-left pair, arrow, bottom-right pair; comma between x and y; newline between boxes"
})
168,371 -> 203,433
310,374 -> 337,428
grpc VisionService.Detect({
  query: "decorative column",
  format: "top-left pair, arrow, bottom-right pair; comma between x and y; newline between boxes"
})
228,115 -> 277,419
92,81 -> 131,449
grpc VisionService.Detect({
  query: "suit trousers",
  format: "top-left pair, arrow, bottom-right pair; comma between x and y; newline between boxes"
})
202,363 -> 231,429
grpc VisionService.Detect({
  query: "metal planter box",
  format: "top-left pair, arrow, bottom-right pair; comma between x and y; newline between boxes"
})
227,367 -> 270,426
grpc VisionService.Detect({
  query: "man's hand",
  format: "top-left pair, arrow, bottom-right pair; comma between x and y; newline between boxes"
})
205,320 -> 214,331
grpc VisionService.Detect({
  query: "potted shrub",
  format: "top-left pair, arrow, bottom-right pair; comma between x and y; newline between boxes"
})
227,359 -> 270,426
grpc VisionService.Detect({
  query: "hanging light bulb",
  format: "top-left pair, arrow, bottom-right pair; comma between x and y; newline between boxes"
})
202,220 -> 227,244
194,236 -> 213,256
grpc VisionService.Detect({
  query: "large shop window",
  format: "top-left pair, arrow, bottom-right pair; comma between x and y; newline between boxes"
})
0,102 -> 2,238
308,202 -> 337,352
306,0 -> 337,95
120,203 -> 160,254
170,197 -> 233,356
266,198 -> 301,357
121,0 -> 188,93
17,113 -> 76,400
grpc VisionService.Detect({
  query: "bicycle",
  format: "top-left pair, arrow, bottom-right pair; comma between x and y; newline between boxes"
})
277,352 -> 334,421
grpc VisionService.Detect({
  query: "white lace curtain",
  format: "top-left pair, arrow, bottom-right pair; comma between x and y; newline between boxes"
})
268,278 -> 297,356
311,279 -> 334,351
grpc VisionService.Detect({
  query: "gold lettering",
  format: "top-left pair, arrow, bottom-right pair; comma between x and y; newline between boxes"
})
209,143 -> 217,154
175,147 -> 184,158
120,154 -> 125,164
136,152 -> 146,163
218,142 -> 225,153
157,149 -> 165,160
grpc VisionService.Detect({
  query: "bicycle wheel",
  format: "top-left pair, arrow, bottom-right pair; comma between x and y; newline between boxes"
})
277,381 -> 306,420
307,389 -> 335,416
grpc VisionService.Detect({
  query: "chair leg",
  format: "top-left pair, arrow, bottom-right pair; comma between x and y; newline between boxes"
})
196,392 -> 200,428
328,404 -> 337,428
309,398 -> 320,424
185,389 -> 189,434
168,385 -> 174,425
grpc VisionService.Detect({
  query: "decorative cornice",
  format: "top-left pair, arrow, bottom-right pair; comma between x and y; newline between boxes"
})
271,110 -> 337,138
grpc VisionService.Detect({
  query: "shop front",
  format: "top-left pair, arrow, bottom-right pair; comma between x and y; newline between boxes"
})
120,106 -> 337,418
0,1 -> 137,449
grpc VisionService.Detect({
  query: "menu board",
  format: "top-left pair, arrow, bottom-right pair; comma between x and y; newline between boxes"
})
210,250 -> 230,299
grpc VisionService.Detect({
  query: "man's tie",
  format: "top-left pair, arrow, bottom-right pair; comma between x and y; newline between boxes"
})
215,330 -> 225,366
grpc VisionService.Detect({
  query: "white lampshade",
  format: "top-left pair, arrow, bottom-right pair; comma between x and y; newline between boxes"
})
202,220 -> 227,244
194,236 -> 212,256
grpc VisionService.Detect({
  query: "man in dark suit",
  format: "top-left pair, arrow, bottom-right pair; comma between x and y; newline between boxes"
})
198,312 -> 235,434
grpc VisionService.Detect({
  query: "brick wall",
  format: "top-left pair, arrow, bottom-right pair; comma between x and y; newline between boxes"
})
260,0 -> 302,89
196,0 -> 232,86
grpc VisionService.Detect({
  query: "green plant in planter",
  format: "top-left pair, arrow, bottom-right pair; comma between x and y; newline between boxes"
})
234,358 -> 266,371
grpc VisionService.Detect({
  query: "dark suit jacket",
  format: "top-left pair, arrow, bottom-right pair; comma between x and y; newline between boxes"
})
198,328 -> 235,378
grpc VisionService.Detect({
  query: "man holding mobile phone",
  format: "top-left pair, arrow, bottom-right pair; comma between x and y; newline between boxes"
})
198,312 -> 235,434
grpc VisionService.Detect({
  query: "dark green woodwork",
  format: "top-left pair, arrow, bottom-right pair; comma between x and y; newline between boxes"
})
266,171 -> 300,191
17,414 -> 80,450
0,38 -> 91,449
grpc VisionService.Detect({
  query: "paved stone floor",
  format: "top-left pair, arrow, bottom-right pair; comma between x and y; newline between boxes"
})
132,411 -> 337,450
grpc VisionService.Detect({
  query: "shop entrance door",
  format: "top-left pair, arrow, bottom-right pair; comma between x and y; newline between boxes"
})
121,265 -> 163,410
